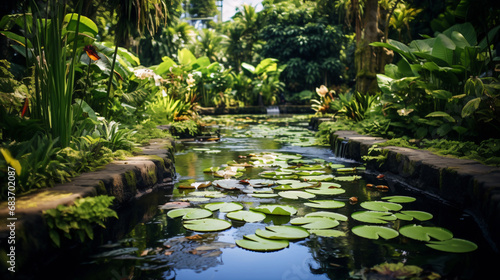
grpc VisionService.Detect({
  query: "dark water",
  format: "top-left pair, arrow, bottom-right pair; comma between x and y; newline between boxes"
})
52,115 -> 498,280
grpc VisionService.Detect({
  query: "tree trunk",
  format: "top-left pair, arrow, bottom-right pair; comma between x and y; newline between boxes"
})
355,0 -> 393,94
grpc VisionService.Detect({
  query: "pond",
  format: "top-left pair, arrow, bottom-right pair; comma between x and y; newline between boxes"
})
54,115 -> 496,280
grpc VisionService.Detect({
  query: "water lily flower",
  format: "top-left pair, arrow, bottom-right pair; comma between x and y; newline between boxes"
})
316,85 -> 328,97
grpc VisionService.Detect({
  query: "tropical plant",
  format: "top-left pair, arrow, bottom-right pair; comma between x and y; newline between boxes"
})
241,58 -> 285,106
333,91 -> 378,121
311,85 -> 335,115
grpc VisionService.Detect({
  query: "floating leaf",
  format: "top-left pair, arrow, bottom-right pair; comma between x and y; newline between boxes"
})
426,238 -> 478,253
296,170 -> 326,176
399,225 -> 453,241
352,225 -> 399,240
275,180 -> 315,189
351,211 -> 397,224
259,171 -> 298,180
204,202 -> 243,212
329,163 -> 346,169
278,191 -> 316,200
305,211 -> 348,221
255,225 -> 310,240
308,229 -> 346,237
183,218 -> 232,232
247,179 -> 275,187
235,234 -> 289,252
226,210 -> 266,223
178,181 -> 212,189
334,175 -> 362,182
251,205 -> 297,216
395,210 -> 433,221
300,175 -> 335,182
296,164 -> 326,170
290,217 -> 339,229
159,201 -> 190,210
305,187 -> 346,195
167,208 -> 212,220
214,170 -> 243,178
304,200 -> 345,209
249,193 -> 279,198
361,201 -> 403,212
203,167 -> 220,173
179,197 -> 211,202
382,196 -> 416,203
213,179 -> 244,190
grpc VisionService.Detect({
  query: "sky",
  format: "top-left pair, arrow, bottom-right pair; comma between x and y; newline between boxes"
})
221,0 -> 263,22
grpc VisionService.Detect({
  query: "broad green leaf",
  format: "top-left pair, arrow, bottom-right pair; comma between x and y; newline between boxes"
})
178,48 -> 196,65
304,200 -> 345,209
334,175 -> 362,182
425,111 -> 455,122
154,56 -> 177,75
167,208 -> 212,220
278,191 -> 316,200
190,191 -> 224,197
352,225 -> 399,240
236,234 -> 289,252
295,165 -> 325,170
248,179 -> 275,187
249,193 -> 279,198
290,217 -> 339,229
382,196 -> 416,203
183,218 -> 231,232
305,187 -> 345,195
443,22 -> 477,46
275,180 -> 314,189
305,211 -> 348,222
351,211 -> 397,224
399,224 -> 453,241
308,229 -> 345,237
251,205 -> 297,216
204,202 -> 243,212
296,170 -> 325,176
431,34 -> 456,66
203,166 -> 220,173
0,148 -> 22,174
300,175 -> 335,182
213,179 -> 244,190
461,97 -> 481,118
255,225 -> 310,240
226,210 -> 266,223
361,201 -> 403,212
329,163 -> 346,169
64,13 -> 98,38
179,197 -> 211,202
397,210 -> 433,221
426,238 -> 478,253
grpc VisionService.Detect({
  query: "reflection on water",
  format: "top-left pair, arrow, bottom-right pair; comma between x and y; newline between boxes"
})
61,115 -> 498,280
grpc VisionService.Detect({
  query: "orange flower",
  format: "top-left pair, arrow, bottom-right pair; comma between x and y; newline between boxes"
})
84,45 -> 100,61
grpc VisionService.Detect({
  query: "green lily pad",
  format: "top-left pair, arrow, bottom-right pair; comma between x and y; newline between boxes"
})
290,217 -> 339,229
203,167 -> 220,173
275,180 -> 315,190
329,163 -> 345,169
361,201 -> 403,212
305,187 -> 346,195
235,234 -> 289,252
308,229 -> 346,237
382,196 -> 416,203
334,175 -> 362,181
295,164 -> 326,171
214,170 -> 244,178
278,191 -> 316,200
259,171 -> 298,179
335,167 -> 358,173
178,181 -> 212,189
213,179 -> 243,190
183,218 -> 232,232
255,225 -> 310,240
226,210 -> 266,223
189,191 -> 224,197
304,200 -> 345,209
248,179 -> 275,187
426,238 -> 478,253
352,225 -> 399,240
399,224 -> 453,241
296,171 -> 326,176
305,211 -> 348,221
249,193 -> 279,198
351,211 -> 397,224
167,208 -> 212,220
395,211 -> 433,221
300,175 -> 335,182
179,197 -> 211,202
319,182 -> 342,188
251,205 -> 297,216
204,202 -> 243,212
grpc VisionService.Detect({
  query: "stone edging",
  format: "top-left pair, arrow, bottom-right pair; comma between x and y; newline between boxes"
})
330,129 -> 500,250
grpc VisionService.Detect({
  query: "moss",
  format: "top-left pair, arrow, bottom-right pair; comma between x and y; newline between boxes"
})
96,180 -> 107,195
147,168 -> 158,185
124,170 -> 137,193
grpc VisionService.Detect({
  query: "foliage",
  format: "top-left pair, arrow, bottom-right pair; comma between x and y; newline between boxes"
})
311,85 -> 335,115
333,91 -> 379,121
44,195 -> 118,247
240,58 -> 286,106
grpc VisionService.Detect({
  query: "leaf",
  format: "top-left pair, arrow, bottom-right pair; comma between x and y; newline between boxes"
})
235,234 -> 289,252
305,187 -> 346,195
396,210 -> 433,221
64,13 -> 98,38
425,111 -> 455,122
154,56 -> 177,75
251,205 -> 297,216
381,196 -> 416,203
226,210 -> 266,223
178,181 -> 212,189
249,193 -> 279,198
431,34 -> 456,66
0,148 -> 22,174
399,224 -> 453,241
275,180 -> 315,189
167,208 -> 212,220
183,218 -> 232,232
352,225 -> 399,240
351,211 -> 397,224
213,179 -> 244,190
308,229 -> 346,237
300,175 -> 335,182
304,200 -> 345,209
334,175 -> 362,182
255,225 -> 310,240
305,211 -> 348,222
461,97 -> 481,118
203,167 -> 220,173
178,48 -> 196,65
159,201 -> 191,210
361,201 -> 403,212
426,238 -> 478,253
290,217 -> 339,229
204,202 -> 243,213
278,191 -> 316,199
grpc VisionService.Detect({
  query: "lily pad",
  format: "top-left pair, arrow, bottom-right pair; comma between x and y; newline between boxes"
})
278,191 -> 316,200
305,187 -> 346,195
204,202 -> 243,212
394,211 -> 433,221
226,210 -> 266,223
159,201 -> 191,210
334,175 -> 362,182
290,217 -> 339,229
399,224 -> 453,241
179,197 -> 211,202
259,171 -> 298,180
382,196 -> 416,203
235,234 -> 289,252
249,193 -> 279,198
178,181 -> 212,189
296,171 -> 326,176
247,179 -> 275,187
295,164 -> 326,171
213,179 -> 243,190
251,205 -> 297,216
300,175 -> 335,182
426,238 -> 478,253
361,201 -> 403,212
189,191 -> 224,197
203,167 -> 220,173
304,200 -> 345,209
274,180 -> 314,190
352,225 -> 399,240
214,170 -> 244,178
255,225 -> 310,240
329,163 -> 345,169
351,211 -> 397,224
183,218 -> 232,232
167,208 -> 212,220
308,229 -> 346,237
305,211 -> 348,221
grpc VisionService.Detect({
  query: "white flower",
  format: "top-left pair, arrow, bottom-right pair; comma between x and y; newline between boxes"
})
316,85 -> 328,97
